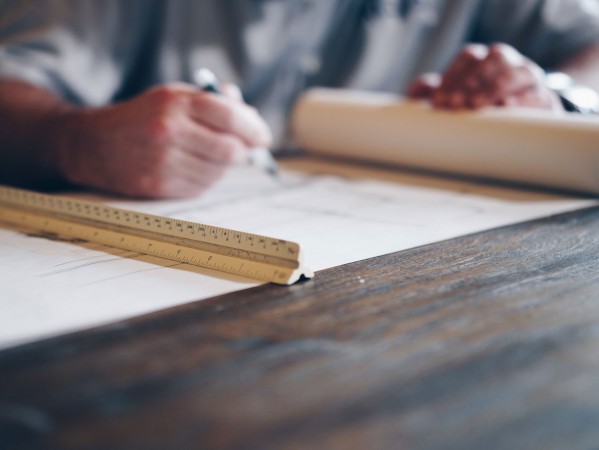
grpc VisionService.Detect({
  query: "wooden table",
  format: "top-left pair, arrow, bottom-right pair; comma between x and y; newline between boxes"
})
1,205 -> 599,449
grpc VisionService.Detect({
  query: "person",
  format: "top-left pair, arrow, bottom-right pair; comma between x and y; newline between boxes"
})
0,0 -> 598,198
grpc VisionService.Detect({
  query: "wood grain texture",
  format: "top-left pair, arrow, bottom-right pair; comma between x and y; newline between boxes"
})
1,206 -> 599,450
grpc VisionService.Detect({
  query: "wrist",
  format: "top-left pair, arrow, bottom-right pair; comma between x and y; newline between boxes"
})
0,80 -> 84,190
37,105 -> 86,187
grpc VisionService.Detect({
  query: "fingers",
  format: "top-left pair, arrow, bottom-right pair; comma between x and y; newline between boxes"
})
484,44 -> 535,96
407,73 -> 441,99
188,91 -> 272,148
440,44 -> 489,93
420,43 -> 557,112
139,86 -> 271,196
145,83 -> 272,148
142,148 -> 227,199
121,148 -> 228,199
173,115 -> 250,165
140,84 -> 273,195
433,44 -> 489,109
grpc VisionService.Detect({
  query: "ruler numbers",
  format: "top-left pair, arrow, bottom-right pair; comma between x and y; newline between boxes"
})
0,185 -> 310,284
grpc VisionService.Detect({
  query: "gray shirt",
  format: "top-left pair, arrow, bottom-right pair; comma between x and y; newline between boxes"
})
1,0 -> 599,142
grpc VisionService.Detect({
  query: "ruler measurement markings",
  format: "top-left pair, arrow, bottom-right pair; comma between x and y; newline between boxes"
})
12,206 -> 293,281
2,186 -> 297,253
0,186 -> 309,284
4,202 -> 297,267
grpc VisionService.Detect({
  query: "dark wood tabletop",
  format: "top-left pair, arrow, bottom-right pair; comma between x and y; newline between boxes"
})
1,204 -> 599,450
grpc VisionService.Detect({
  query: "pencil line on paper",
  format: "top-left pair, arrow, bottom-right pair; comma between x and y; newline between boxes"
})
79,262 -> 185,286
38,253 -> 142,277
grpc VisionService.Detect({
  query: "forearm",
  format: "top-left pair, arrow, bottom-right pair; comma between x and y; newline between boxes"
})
0,80 -> 76,190
557,42 -> 599,92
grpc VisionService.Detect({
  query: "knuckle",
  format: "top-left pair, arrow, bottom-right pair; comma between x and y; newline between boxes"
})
492,43 -> 524,66
489,42 -> 511,55
211,135 -> 242,162
150,85 -> 178,103
458,46 -> 473,59
149,85 -> 184,114
462,43 -> 488,61
149,116 -> 177,144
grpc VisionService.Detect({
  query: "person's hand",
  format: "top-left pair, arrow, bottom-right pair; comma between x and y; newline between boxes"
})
407,43 -> 563,112
55,83 -> 272,198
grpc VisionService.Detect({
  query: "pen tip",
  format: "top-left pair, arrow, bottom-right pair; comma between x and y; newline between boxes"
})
249,147 -> 279,177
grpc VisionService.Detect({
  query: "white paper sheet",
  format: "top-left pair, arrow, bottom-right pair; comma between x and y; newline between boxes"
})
0,157 -> 595,349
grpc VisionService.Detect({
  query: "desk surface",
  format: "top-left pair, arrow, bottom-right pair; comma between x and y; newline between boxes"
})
1,205 -> 599,449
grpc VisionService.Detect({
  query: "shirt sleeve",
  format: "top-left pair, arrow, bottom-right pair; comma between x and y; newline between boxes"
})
0,0 -> 142,106
471,0 -> 599,68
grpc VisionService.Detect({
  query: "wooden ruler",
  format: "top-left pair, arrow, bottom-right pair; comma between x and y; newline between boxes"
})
0,185 -> 312,285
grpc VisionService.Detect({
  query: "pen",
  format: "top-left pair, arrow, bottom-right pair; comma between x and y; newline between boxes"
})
193,68 -> 279,177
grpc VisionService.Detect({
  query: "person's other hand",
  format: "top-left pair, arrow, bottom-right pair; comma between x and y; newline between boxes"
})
56,83 -> 272,198
407,43 -> 563,111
